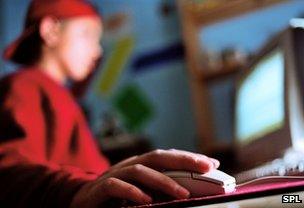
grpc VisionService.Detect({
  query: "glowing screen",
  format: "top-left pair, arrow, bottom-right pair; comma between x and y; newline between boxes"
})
236,49 -> 285,144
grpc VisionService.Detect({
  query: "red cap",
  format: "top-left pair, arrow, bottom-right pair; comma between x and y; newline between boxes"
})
3,0 -> 100,63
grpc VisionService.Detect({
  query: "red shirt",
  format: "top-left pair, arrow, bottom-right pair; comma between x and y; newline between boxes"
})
0,67 -> 109,207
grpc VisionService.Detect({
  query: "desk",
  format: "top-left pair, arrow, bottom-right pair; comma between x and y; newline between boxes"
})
198,191 -> 304,208
130,179 -> 304,208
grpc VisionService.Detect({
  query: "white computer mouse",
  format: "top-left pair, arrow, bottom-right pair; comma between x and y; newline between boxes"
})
164,169 -> 236,197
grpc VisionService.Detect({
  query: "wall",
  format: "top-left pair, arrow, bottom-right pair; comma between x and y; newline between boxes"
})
88,0 -> 197,151
0,0 -> 31,74
201,1 -> 304,53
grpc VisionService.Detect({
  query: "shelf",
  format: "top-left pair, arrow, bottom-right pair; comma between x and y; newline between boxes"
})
190,61 -> 244,82
203,67 -> 241,81
200,64 -> 243,81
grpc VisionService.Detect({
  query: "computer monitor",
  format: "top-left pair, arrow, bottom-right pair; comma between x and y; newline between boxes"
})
234,26 -> 304,169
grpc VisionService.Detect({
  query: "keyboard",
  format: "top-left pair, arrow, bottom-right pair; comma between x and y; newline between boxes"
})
234,150 -> 304,184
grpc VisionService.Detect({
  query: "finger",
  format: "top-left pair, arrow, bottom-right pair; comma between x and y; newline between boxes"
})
110,155 -> 139,170
98,177 -> 152,205
107,164 -> 190,200
139,149 -> 215,172
169,149 -> 220,169
209,158 -> 220,169
107,149 -> 218,173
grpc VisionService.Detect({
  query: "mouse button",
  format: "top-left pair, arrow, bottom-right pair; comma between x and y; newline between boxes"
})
192,170 -> 236,186
164,171 -> 192,178
192,172 -> 223,185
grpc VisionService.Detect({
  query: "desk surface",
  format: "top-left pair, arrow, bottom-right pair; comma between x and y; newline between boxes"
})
130,179 -> 304,208
197,191 -> 304,208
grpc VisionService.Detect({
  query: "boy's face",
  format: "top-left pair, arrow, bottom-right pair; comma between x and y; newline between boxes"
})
56,16 -> 103,81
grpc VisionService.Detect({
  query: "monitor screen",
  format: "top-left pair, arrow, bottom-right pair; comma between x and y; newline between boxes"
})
236,49 -> 285,144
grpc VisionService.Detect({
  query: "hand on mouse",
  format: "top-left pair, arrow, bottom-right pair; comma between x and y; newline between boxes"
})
70,149 -> 220,207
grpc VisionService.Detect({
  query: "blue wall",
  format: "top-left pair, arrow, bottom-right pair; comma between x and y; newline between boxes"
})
0,0 -> 31,74
201,1 -> 304,53
88,0 -> 197,151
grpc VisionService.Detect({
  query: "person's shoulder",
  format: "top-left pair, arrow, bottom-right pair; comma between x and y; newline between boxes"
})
7,67 -> 40,82
1,66 -> 34,81
0,67 -> 41,98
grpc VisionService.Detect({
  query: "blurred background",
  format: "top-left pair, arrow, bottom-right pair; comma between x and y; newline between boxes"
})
1,0 -> 304,166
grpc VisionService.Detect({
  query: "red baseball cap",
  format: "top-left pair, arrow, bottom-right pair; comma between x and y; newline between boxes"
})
3,0 -> 100,63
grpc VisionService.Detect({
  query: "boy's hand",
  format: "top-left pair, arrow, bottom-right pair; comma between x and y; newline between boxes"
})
70,149 -> 220,207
